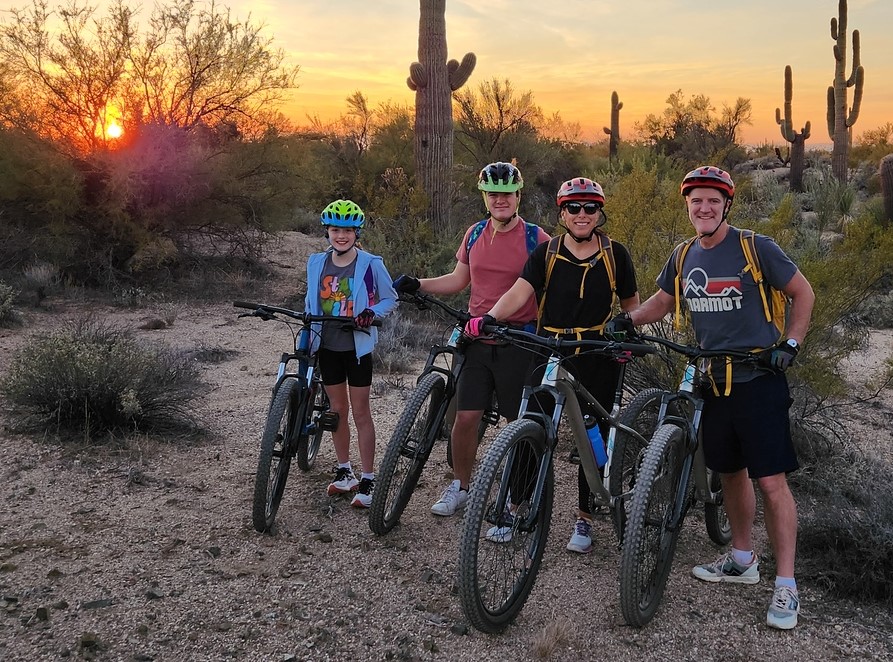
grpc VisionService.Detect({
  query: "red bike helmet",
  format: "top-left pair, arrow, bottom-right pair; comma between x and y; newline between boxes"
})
680,166 -> 735,200
556,177 -> 606,206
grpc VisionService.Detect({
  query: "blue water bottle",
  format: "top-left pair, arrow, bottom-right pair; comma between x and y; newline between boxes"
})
584,415 -> 607,468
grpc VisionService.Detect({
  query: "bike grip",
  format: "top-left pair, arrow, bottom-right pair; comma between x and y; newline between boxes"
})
233,301 -> 259,310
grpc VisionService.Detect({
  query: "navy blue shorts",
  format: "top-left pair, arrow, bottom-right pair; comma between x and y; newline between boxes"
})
318,349 -> 373,387
700,371 -> 799,478
456,341 -> 532,419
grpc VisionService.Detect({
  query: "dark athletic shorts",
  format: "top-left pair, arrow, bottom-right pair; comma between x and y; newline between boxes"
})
456,341 -> 533,420
318,349 -> 373,387
700,371 -> 799,478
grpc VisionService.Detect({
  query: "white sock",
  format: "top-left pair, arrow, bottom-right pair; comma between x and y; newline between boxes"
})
361,472 -> 374,481
775,576 -> 797,591
731,547 -> 755,565
338,461 -> 352,472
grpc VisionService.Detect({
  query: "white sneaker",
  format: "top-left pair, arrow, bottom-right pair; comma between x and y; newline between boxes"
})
327,466 -> 359,495
485,510 -> 515,543
350,478 -> 374,509
566,517 -> 593,554
431,479 -> 467,516
766,585 -> 800,630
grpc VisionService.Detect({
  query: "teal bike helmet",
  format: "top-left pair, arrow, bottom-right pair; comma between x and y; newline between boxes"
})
320,199 -> 365,228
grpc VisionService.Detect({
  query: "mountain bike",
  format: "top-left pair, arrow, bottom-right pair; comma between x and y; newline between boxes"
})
456,322 -> 658,633
234,301 -> 378,533
618,334 -> 768,627
369,292 -> 498,535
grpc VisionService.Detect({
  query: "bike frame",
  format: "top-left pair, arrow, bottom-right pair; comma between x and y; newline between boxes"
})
480,325 -> 655,536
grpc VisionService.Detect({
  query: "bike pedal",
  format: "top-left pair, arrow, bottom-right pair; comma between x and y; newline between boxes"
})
319,411 -> 340,432
481,409 -> 500,426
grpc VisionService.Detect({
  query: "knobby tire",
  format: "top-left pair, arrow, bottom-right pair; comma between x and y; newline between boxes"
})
457,419 -> 552,633
252,378 -> 301,533
619,423 -> 686,627
368,373 -> 446,535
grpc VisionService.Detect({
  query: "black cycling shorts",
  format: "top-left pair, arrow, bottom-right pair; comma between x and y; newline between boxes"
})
456,341 -> 532,419
318,349 -> 373,387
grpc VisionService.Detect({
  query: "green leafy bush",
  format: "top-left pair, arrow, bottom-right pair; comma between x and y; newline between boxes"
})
1,318 -> 204,438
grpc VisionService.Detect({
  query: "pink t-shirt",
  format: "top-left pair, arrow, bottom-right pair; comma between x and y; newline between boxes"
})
457,219 -> 549,324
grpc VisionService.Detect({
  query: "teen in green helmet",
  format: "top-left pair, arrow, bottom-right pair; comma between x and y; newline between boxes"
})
477,162 -> 523,222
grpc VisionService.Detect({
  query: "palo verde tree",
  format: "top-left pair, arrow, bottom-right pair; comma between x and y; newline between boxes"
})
826,0 -> 864,183
775,65 -> 810,192
636,90 -> 752,168
406,0 -> 475,236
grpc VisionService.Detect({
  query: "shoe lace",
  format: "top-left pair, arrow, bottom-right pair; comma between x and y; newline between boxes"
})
439,483 -> 459,503
333,466 -> 351,482
358,478 -> 374,495
574,519 -> 591,537
772,586 -> 797,609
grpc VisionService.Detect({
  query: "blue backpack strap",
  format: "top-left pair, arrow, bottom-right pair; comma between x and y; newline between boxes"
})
524,222 -> 540,255
465,219 -> 489,257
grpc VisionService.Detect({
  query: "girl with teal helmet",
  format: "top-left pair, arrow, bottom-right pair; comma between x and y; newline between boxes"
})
306,199 -> 398,509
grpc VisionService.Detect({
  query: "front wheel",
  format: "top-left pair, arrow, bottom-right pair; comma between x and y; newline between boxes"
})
619,423 -> 686,627
369,373 -> 446,535
252,378 -> 302,533
608,388 -> 664,537
704,469 -> 731,545
296,380 -> 328,471
457,419 -> 553,633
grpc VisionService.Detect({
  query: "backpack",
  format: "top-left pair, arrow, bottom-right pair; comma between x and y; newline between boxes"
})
537,232 -> 617,335
673,229 -> 789,337
465,218 -> 542,258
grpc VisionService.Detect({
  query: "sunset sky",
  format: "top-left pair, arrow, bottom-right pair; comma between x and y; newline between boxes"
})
229,0 -> 892,146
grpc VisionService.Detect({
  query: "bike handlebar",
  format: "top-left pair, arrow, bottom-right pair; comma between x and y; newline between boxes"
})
232,301 -> 382,327
481,322 -> 657,359
633,333 -> 766,364
398,292 -> 472,325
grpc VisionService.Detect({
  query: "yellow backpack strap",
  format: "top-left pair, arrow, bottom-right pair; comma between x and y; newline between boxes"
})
598,232 -> 616,298
673,238 -> 696,332
536,236 -> 563,333
739,229 -> 772,324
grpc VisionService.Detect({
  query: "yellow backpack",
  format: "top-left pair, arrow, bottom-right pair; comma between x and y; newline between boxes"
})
673,229 -> 789,336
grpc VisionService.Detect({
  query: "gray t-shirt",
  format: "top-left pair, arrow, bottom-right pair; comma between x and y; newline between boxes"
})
656,227 -> 797,380
319,254 -> 357,352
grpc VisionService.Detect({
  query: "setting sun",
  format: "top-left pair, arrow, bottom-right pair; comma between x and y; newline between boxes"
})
106,122 -> 123,140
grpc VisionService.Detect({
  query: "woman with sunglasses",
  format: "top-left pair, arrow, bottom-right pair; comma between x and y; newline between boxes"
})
465,177 -> 640,553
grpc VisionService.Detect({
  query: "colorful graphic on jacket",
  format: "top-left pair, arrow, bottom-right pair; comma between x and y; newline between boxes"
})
682,267 -> 744,313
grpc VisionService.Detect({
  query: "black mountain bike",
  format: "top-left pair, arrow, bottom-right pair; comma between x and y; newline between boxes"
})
456,323 -> 658,633
234,301 -> 378,533
618,334 -> 767,627
369,292 -> 498,535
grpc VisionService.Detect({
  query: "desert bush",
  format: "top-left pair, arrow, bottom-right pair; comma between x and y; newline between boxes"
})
372,306 -> 444,375
0,280 -> 20,325
1,318 -> 204,438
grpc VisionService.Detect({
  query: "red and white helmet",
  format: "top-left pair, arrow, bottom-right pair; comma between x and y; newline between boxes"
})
556,177 -> 606,206
680,166 -> 735,200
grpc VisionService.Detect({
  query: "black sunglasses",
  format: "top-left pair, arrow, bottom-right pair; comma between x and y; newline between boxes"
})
562,202 -> 602,215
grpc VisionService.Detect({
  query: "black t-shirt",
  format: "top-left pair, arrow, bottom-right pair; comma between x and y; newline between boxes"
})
521,234 -> 638,334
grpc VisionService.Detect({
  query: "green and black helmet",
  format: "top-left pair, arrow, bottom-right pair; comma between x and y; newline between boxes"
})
320,199 -> 365,228
477,162 -> 524,193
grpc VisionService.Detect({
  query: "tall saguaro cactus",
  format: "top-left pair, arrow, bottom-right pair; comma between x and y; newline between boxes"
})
602,91 -> 623,162
407,0 -> 476,236
827,0 -> 864,183
775,65 -> 810,192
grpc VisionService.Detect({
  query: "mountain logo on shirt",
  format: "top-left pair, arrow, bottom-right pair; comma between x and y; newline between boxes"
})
682,267 -> 743,313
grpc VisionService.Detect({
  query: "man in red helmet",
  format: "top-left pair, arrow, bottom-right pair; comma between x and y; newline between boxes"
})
466,176 -> 640,553
606,165 -> 815,630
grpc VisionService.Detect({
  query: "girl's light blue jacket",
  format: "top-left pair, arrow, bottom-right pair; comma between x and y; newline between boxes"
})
304,248 -> 398,359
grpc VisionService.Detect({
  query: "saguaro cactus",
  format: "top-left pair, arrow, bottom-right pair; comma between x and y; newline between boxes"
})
602,91 -> 623,162
880,154 -> 893,225
827,0 -> 864,183
407,0 -> 476,236
775,65 -> 810,192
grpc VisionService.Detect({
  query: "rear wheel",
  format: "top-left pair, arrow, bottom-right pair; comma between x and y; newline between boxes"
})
704,469 -> 731,545
296,379 -> 328,471
457,419 -> 552,633
252,378 -> 302,533
619,423 -> 686,627
608,388 -> 664,537
369,373 -> 446,535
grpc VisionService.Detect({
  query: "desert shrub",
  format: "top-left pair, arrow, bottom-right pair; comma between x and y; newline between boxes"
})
794,446 -> 893,604
0,280 -> 19,324
373,306 -> 444,375
1,318 -> 204,438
